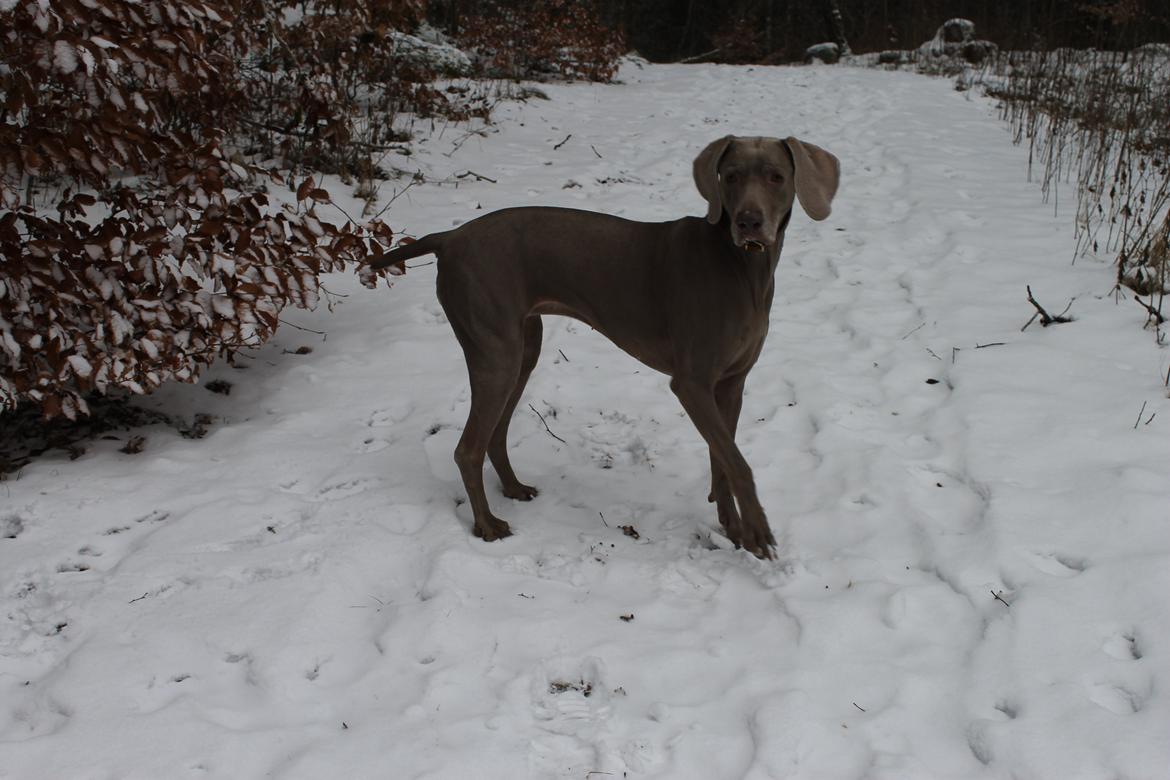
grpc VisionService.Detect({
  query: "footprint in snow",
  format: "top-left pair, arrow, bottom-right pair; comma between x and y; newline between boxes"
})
277,479 -> 307,496
1021,550 -> 1087,578
0,579 -> 73,660
531,657 -> 610,734
966,721 -> 996,766
97,511 -> 169,541
133,672 -> 197,715
1,514 -> 24,539
414,301 -> 447,326
1087,635 -> 1150,714
355,436 -> 390,454
306,477 -> 383,503
989,699 -> 1020,725
135,510 -> 170,525
5,692 -> 74,739
524,656 -> 635,775
1085,626 -> 1151,715
367,400 -> 413,429
1088,680 -> 1147,714
1103,631 -> 1142,661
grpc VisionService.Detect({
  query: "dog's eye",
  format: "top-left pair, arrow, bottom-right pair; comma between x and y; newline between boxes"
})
769,173 -> 785,184
725,173 -> 739,184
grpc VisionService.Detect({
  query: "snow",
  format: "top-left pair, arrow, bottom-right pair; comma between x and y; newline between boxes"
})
55,41 -> 80,77
3,63 -> 1169,779
65,354 -> 92,379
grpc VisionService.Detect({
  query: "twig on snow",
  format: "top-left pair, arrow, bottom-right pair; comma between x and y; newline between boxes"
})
1134,295 -> 1165,326
1022,285 -> 1073,330
1134,401 -> 1148,429
590,145 -> 603,159
455,170 -> 497,184
529,403 -> 567,444
444,127 -> 489,157
679,47 -> 724,64
279,319 -> 327,338
553,134 -> 572,150
991,590 -> 1011,607
900,322 -> 926,340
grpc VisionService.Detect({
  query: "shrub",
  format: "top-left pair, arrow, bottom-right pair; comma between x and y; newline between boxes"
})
456,0 -> 625,82
0,0 -> 399,419
231,0 -> 489,178
984,47 -> 1170,322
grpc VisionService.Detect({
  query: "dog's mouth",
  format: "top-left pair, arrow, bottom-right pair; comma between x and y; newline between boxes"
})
741,240 -> 767,253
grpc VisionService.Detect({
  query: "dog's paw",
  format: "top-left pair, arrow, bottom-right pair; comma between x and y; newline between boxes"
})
473,516 -> 513,541
501,482 -> 539,501
726,519 -> 778,560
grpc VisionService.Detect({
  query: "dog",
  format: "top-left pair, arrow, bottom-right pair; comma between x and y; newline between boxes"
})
369,135 -> 839,558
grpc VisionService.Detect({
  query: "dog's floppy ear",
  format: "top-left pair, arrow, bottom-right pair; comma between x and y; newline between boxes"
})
783,137 -> 839,221
693,135 -> 734,224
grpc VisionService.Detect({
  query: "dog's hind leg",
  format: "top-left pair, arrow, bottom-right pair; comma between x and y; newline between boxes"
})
437,275 -> 527,541
450,342 -> 523,541
488,316 -> 543,501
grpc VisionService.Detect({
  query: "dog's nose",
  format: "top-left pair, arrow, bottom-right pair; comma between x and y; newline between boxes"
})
735,209 -> 763,233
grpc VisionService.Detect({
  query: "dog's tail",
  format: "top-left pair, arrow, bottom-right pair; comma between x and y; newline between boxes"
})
369,231 -> 449,271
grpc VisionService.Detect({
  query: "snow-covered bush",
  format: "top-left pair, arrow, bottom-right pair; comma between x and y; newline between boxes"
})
0,0 -> 399,419
233,0 -> 492,177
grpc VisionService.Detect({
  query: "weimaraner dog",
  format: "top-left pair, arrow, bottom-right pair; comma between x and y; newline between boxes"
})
369,136 -> 839,558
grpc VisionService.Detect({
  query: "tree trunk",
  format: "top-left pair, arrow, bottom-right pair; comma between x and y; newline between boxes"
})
827,0 -> 852,56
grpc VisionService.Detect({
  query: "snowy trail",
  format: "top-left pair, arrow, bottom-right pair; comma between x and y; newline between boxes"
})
2,64 -> 1168,779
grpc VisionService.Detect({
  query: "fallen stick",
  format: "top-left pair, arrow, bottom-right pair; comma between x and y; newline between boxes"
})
455,170 -> 497,183
1134,401 -> 1147,430
1022,285 -> 1073,330
529,403 -> 566,444
1134,295 -> 1165,325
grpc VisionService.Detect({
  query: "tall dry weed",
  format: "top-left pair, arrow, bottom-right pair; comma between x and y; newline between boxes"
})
984,46 -> 1170,331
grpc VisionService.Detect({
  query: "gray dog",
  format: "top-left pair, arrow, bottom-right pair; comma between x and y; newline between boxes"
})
369,135 -> 839,558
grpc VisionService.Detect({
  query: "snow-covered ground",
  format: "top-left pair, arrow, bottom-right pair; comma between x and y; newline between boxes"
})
3,63 -> 1169,779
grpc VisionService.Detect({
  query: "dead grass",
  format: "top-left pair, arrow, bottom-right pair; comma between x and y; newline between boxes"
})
982,46 -> 1170,335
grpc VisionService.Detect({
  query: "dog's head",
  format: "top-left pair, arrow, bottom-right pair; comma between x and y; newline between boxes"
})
693,135 -> 839,251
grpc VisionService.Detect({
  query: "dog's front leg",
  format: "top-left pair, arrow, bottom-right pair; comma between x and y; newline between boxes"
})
708,373 -> 747,533
671,377 -> 776,559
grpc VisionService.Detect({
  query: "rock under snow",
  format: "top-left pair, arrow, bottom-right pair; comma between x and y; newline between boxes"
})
389,30 -> 472,76
805,42 -> 840,64
918,18 -> 997,64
